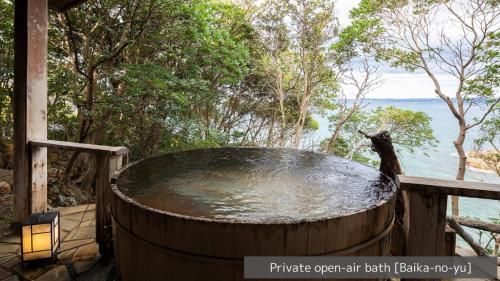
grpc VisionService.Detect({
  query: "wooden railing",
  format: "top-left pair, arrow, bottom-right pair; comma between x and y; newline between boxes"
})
398,175 -> 500,258
30,139 -> 128,257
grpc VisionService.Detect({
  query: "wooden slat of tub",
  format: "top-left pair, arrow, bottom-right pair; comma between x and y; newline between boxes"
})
306,220 -> 328,255
114,225 -> 134,280
145,210 -> 167,280
324,199 -> 394,256
284,222 -> 309,255
235,224 -> 285,256
326,213 -> 367,254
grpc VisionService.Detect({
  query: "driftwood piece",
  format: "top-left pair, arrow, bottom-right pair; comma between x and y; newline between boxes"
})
359,130 -> 405,256
359,130 -> 402,180
453,216 -> 500,234
446,216 -> 489,256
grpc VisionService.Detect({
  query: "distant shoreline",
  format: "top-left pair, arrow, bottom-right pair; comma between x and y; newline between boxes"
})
349,97 -> 494,104
350,98 -> 448,102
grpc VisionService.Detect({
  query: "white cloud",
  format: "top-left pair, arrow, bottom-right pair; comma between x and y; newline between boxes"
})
335,0 -> 361,27
367,72 -> 458,99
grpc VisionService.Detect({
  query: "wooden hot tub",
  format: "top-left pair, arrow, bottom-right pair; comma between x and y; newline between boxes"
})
110,147 -> 396,281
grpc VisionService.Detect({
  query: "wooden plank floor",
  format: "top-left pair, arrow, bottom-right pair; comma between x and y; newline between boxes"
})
0,204 -> 105,281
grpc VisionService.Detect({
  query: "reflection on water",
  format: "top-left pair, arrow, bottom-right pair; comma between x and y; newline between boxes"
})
116,147 -> 396,223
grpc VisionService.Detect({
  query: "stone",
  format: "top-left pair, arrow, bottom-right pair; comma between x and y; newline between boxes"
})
57,195 -> 77,207
466,150 -> 500,172
82,211 -> 95,222
66,225 -> 94,240
75,258 -> 114,281
60,238 -> 94,252
60,218 -> 81,232
0,169 -> 12,183
72,243 -> 100,261
35,265 -> 70,281
0,181 -> 11,193
73,260 -> 98,274
57,248 -> 76,261
56,204 -> 94,216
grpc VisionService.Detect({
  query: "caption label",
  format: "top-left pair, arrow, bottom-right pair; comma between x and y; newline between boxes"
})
244,256 -> 497,279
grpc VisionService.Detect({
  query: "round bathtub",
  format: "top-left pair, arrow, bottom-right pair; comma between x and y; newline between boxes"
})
110,147 -> 396,281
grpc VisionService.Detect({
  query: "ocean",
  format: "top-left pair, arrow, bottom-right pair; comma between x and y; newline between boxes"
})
314,99 -> 499,224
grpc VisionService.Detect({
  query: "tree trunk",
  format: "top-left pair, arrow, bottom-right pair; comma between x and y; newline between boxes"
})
278,97 -> 286,148
266,104 -> 276,146
293,94 -> 310,149
275,69 -> 286,148
292,106 -> 307,148
326,122 -> 342,153
452,122 -> 467,216
293,69 -> 310,149
62,70 -> 96,185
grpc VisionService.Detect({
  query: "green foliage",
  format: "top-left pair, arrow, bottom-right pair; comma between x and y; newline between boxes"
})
475,114 -> 500,149
473,113 -> 500,175
368,106 -> 438,153
464,32 -> 500,101
323,106 -> 438,166
41,0 -> 263,159
0,0 -> 439,170
0,0 -> 13,140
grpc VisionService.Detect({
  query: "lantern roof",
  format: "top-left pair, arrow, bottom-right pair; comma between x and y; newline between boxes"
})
48,0 -> 88,11
23,211 -> 58,225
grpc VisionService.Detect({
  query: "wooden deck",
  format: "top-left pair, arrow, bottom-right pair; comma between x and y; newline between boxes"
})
0,204 -> 111,281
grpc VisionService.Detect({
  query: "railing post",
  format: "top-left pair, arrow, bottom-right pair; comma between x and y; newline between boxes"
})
96,154 -> 123,257
401,184 -> 447,281
444,227 -> 456,256
403,188 -> 447,256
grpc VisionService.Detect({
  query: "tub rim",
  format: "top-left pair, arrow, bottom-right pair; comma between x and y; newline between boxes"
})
111,146 -> 397,226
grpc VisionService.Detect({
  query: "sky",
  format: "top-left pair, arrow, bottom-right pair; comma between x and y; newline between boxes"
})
334,0 -> 459,99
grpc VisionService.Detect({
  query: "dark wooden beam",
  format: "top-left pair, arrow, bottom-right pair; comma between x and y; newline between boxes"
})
48,0 -> 88,12
14,0 -> 49,222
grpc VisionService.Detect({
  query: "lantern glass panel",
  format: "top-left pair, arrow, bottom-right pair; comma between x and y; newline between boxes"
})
53,219 -> 59,249
32,232 -> 51,252
22,226 -> 32,253
32,224 -> 51,234
24,250 -> 52,261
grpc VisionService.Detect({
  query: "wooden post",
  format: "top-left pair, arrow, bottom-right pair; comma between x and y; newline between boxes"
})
96,154 -> 123,257
13,0 -> 48,221
444,227 -> 456,256
402,189 -> 447,281
403,189 -> 447,256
